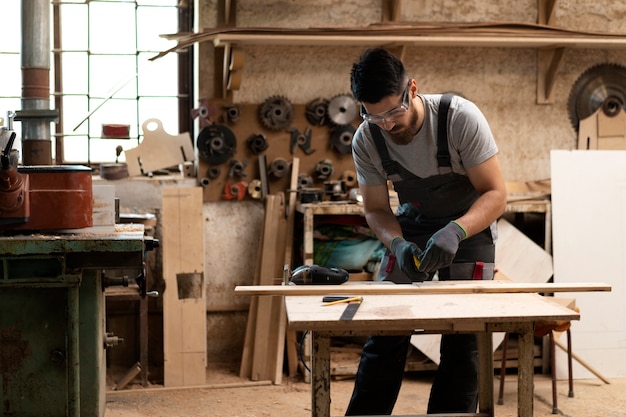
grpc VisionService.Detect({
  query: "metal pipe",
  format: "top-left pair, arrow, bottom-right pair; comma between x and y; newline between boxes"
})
18,0 -> 55,165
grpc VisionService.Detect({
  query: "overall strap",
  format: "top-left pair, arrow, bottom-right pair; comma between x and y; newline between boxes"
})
437,94 -> 453,174
369,122 -> 404,182
370,93 -> 455,180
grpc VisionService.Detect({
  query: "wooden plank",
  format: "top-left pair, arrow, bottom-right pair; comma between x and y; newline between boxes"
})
247,194 -> 289,383
284,158 -> 300,378
250,195 -> 280,380
238,223 -> 264,378
161,187 -> 206,387
495,218 -> 553,283
234,281 -> 611,297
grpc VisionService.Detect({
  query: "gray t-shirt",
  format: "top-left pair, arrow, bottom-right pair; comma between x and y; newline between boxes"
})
352,94 -> 498,186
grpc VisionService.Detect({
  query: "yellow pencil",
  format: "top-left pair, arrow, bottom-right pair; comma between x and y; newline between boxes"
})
323,296 -> 363,306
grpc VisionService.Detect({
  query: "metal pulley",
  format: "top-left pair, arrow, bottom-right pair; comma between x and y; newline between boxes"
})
223,181 -> 247,200
340,170 -> 357,188
314,159 -> 334,180
207,166 -> 221,179
258,95 -> 294,131
567,63 -> 626,132
247,133 -> 269,154
269,157 -> 290,179
330,124 -> 355,155
196,124 -> 237,165
224,105 -> 241,124
298,174 -> 314,189
305,98 -> 329,126
229,159 -> 247,178
327,94 -> 358,125
247,179 -> 262,199
191,98 -> 214,128
324,180 -> 346,201
289,127 -> 315,155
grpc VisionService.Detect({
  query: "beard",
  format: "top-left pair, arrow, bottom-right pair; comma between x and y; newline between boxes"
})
387,108 -> 419,145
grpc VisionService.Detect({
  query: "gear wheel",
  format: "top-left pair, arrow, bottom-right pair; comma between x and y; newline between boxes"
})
196,124 -> 236,165
258,95 -> 294,131
327,94 -> 358,125
305,98 -> 329,126
567,63 -> 626,132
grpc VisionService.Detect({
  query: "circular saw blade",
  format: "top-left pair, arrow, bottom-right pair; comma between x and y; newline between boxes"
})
327,94 -> 358,125
567,63 -> 626,131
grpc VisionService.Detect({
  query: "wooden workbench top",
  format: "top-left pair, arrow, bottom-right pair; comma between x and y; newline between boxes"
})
285,292 -> 580,332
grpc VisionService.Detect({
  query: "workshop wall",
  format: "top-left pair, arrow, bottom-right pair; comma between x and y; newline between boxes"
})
195,0 -> 626,364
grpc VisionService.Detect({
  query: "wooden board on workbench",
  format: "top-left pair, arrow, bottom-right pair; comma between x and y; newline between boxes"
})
197,101 -> 359,202
234,280 -> 612,296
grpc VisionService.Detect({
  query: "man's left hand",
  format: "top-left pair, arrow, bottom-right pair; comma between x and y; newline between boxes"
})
418,221 -> 466,272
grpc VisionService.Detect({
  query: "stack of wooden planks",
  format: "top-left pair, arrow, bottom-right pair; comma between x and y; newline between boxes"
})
240,159 -> 301,384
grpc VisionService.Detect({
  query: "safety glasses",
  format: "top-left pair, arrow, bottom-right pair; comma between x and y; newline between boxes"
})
360,81 -> 411,125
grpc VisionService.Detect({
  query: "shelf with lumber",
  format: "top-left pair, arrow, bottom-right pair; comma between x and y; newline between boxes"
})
161,22 -> 626,52
157,19 -> 626,103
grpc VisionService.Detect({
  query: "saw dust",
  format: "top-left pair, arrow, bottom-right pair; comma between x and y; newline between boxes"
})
105,362 -> 626,417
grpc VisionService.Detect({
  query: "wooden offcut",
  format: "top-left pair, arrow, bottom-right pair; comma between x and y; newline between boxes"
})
577,107 -> 626,150
124,119 -> 195,177
161,187 -> 206,386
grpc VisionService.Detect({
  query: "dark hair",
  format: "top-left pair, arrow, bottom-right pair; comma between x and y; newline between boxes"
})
350,48 -> 408,104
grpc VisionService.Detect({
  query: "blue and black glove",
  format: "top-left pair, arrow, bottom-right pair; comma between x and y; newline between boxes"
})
390,236 -> 428,282
418,221 -> 467,273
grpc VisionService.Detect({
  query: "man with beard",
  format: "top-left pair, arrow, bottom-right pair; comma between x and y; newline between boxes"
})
345,48 -> 507,415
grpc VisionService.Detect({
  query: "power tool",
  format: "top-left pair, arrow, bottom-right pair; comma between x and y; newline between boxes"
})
289,265 -> 349,285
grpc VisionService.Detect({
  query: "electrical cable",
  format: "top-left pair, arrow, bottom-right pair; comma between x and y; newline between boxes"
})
299,330 -> 311,374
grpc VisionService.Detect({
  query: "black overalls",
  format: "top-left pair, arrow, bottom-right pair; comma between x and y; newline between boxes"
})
345,95 -> 495,415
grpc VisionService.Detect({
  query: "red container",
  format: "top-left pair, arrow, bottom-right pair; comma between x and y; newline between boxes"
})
0,165 -> 93,230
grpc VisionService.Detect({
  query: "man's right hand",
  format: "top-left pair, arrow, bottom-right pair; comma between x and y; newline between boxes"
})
390,237 -> 428,282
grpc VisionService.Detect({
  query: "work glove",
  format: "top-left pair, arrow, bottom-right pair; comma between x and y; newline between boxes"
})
390,237 -> 428,282
418,221 -> 466,273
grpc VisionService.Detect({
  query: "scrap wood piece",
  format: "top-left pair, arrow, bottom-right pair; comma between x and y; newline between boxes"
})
124,118 -> 195,176
495,218 -> 553,283
234,281 -> 612,297
240,193 -> 288,384
161,187 -> 206,387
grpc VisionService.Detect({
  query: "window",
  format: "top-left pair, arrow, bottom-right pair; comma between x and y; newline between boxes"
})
0,0 -> 182,165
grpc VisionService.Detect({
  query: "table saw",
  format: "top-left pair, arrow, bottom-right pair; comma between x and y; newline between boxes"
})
0,225 -> 148,417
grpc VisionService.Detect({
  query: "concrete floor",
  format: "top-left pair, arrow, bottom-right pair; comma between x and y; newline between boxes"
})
105,363 -> 626,417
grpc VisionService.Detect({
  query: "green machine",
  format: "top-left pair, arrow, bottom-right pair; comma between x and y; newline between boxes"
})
0,227 -> 149,417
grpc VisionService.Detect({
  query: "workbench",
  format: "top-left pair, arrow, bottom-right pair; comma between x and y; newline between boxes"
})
0,225 -> 146,417
285,292 -> 579,417
297,196 -> 551,267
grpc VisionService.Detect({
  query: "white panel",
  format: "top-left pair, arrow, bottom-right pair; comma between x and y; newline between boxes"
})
551,150 -> 626,379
